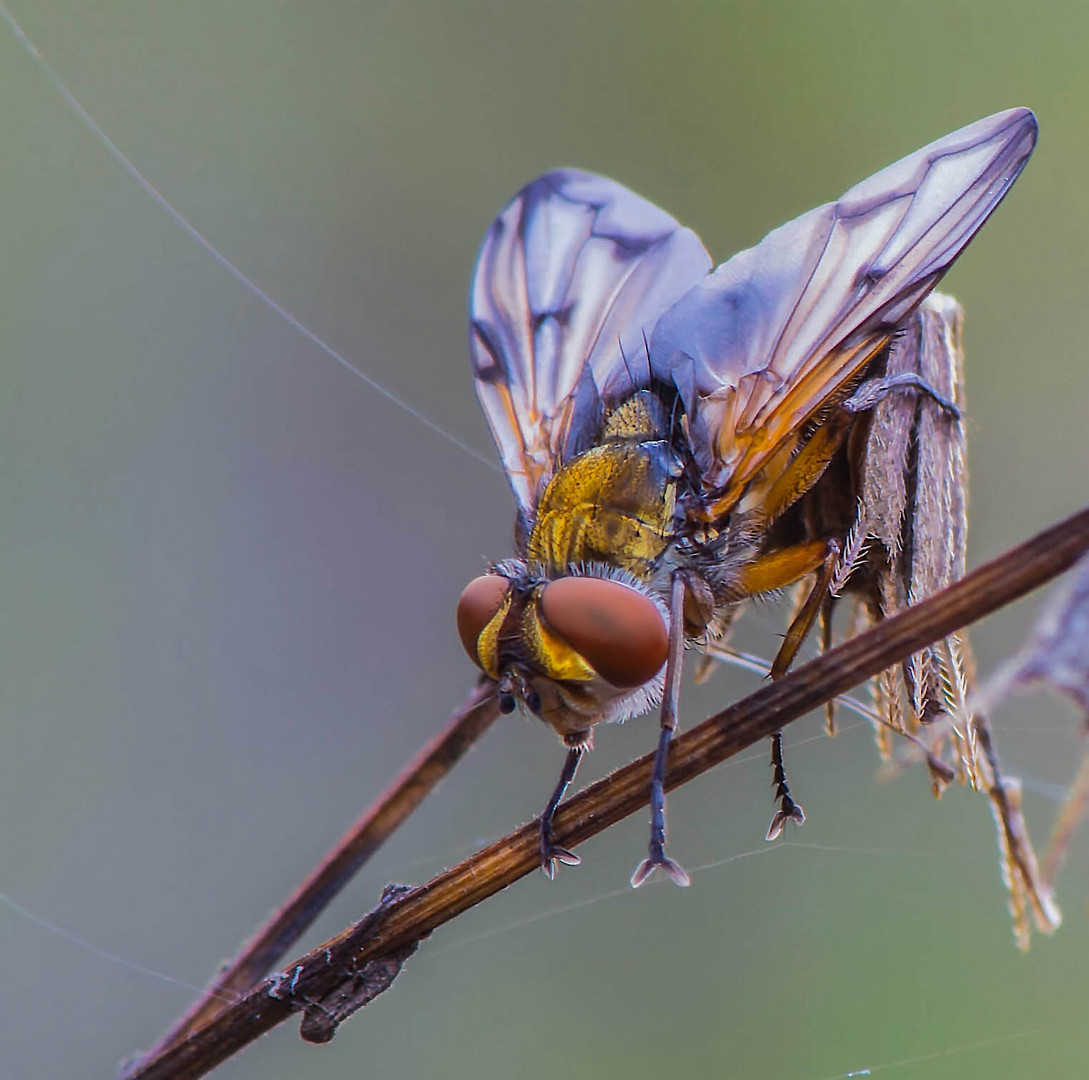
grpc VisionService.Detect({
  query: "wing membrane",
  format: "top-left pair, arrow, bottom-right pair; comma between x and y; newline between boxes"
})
470,170 -> 711,515
648,107 -> 1037,509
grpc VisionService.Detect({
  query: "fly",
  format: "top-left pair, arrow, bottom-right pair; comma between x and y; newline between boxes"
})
456,108 -> 1037,886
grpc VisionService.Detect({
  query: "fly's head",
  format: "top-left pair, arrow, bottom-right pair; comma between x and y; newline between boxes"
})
456,563 -> 670,742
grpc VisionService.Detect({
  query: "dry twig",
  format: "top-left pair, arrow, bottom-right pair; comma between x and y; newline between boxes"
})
123,505 -> 1089,1080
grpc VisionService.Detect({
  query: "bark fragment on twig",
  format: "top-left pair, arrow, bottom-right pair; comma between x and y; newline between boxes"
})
265,884 -> 424,1045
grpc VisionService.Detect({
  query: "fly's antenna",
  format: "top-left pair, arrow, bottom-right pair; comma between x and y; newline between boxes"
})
0,1 -> 498,473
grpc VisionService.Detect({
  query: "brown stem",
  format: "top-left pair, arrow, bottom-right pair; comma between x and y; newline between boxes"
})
141,681 -> 499,1058
126,505 -> 1089,1080
1042,735 -> 1089,888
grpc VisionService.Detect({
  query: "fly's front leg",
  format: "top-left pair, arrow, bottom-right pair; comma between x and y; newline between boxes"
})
631,572 -> 691,888
538,745 -> 585,878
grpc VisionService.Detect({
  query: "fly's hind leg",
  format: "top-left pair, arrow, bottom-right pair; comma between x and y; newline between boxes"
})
737,537 -> 841,840
768,538 -> 841,679
842,370 -> 961,420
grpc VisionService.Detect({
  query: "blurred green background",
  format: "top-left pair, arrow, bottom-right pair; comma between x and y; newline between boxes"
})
2,2 -> 1087,1078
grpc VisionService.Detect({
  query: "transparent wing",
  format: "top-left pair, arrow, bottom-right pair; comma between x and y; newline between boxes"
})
470,169 -> 712,516
649,107 -> 1037,512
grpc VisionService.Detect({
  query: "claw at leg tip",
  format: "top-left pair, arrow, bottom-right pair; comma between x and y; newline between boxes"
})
630,856 -> 691,889
540,845 -> 581,880
765,803 -> 805,842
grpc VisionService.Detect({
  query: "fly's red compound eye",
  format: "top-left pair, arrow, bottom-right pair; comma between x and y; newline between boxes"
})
456,575 -> 512,669
539,577 -> 668,689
